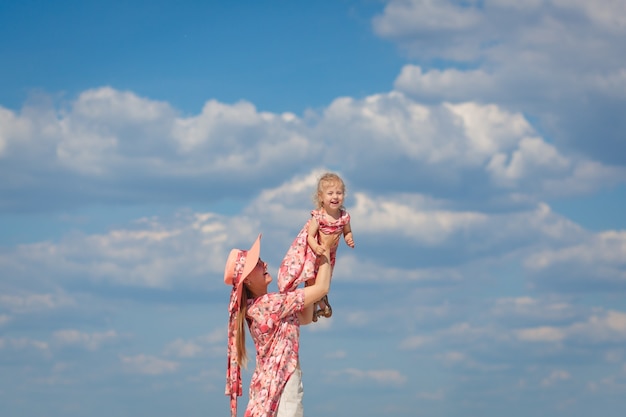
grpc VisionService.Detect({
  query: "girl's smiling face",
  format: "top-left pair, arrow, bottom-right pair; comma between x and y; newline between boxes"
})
320,181 -> 344,214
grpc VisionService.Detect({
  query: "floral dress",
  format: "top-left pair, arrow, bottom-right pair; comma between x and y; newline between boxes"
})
244,289 -> 305,417
278,209 -> 350,293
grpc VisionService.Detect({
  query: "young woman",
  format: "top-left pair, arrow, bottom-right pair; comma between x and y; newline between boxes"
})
224,231 -> 339,417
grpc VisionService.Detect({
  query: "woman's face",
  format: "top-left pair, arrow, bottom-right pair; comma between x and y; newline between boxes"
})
245,259 -> 271,296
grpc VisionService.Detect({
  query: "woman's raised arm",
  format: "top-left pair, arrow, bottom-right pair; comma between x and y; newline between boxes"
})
300,231 -> 340,324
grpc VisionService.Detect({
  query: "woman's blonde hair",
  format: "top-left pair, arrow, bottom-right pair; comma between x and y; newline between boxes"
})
235,287 -> 250,368
313,172 -> 346,210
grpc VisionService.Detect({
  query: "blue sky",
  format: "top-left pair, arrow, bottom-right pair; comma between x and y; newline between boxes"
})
1,1 -> 625,417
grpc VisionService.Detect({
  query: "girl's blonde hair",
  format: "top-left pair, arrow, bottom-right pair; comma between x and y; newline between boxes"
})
313,172 -> 346,210
235,287 -> 250,368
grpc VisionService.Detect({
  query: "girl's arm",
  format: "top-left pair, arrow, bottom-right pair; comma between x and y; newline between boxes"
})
306,218 -> 324,256
343,221 -> 355,248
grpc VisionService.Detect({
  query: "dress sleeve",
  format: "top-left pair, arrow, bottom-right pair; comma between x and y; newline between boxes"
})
270,289 -> 305,320
311,209 -> 324,225
341,209 -> 351,226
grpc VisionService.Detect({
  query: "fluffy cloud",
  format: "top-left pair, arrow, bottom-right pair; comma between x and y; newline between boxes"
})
120,354 -> 179,375
0,166 -> 610,298
376,0 -> 626,164
0,292 -> 75,313
53,329 -> 120,351
163,327 -> 225,358
327,367 -> 407,386
2,86 -> 624,213
0,211 -> 257,290
516,310 -> 626,344
525,230 -> 626,291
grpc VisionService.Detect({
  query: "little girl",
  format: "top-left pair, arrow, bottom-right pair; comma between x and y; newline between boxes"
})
278,172 -> 355,321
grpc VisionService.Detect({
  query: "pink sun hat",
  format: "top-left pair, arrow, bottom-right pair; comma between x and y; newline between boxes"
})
224,233 -> 262,296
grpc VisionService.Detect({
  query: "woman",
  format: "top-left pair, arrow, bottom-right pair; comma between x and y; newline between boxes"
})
224,232 -> 337,417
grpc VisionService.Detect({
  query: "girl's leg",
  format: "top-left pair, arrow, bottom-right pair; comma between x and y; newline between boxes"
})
278,227 -> 316,293
315,261 -> 335,319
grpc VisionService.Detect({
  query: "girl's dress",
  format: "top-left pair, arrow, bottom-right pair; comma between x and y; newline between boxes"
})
243,290 -> 304,417
278,209 -> 350,293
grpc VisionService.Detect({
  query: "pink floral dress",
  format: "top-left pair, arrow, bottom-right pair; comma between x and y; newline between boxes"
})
278,209 -> 350,293
244,290 -> 305,417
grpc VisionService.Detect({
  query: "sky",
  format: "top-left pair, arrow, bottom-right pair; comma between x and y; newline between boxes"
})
1,0 -> 625,416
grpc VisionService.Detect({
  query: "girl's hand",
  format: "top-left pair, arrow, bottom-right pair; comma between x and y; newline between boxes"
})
313,244 -> 325,256
345,236 -> 355,248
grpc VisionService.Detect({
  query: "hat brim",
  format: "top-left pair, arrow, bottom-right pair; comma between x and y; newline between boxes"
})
240,234 -> 261,283
224,234 -> 262,286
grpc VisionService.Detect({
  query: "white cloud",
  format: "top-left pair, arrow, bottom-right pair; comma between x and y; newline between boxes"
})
56,87 -> 177,175
0,177 -> 597,297
568,311 -> 626,343
541,369 -> 572,387
394,66 -> 494,101
349,192 -> 488,244
438,350 -> 467,365
552,0 -> 626,31
0,337 -> 49,352
372,0 -> 484,60
0,107 -> 32,156
525,230 -> 626,289
487,137 -> 571,185
2,85 -> 624,214
526,231 -> 626,270
516,326 -> 566,343
376,0 -> 626,165
163,339 -> 204,358
120,354 -> 179,375
0,292 -> 75,313
516,310 -> 626,344
0,211 -> 255,289
163,327 -> 225,358
171,99 -> 302,153
328,367 -> 407,386
491,296 -> 577,322
400,335 -> 432,350
53,329 -> 120,351
316,92 -> 434,163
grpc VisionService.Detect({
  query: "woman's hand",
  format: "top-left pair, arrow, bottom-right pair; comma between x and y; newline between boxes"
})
318,231 -> 340,251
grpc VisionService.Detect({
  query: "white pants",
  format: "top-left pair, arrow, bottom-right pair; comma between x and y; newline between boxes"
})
276,368 -> 304,417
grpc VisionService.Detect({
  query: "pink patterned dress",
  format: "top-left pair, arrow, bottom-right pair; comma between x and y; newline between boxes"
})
278,209 -> 350,293
244,289 -> 305,417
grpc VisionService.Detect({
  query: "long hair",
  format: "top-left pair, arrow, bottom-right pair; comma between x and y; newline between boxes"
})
235,286 -> 250,368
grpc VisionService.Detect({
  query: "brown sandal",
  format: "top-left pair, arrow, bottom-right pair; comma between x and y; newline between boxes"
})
311,296 -> 333,322
312,301 -> 319,322
319,295 -> 332,318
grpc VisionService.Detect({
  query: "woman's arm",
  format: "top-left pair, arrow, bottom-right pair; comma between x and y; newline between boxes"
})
298,281 -> 316,325
302,232 -> 339,309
